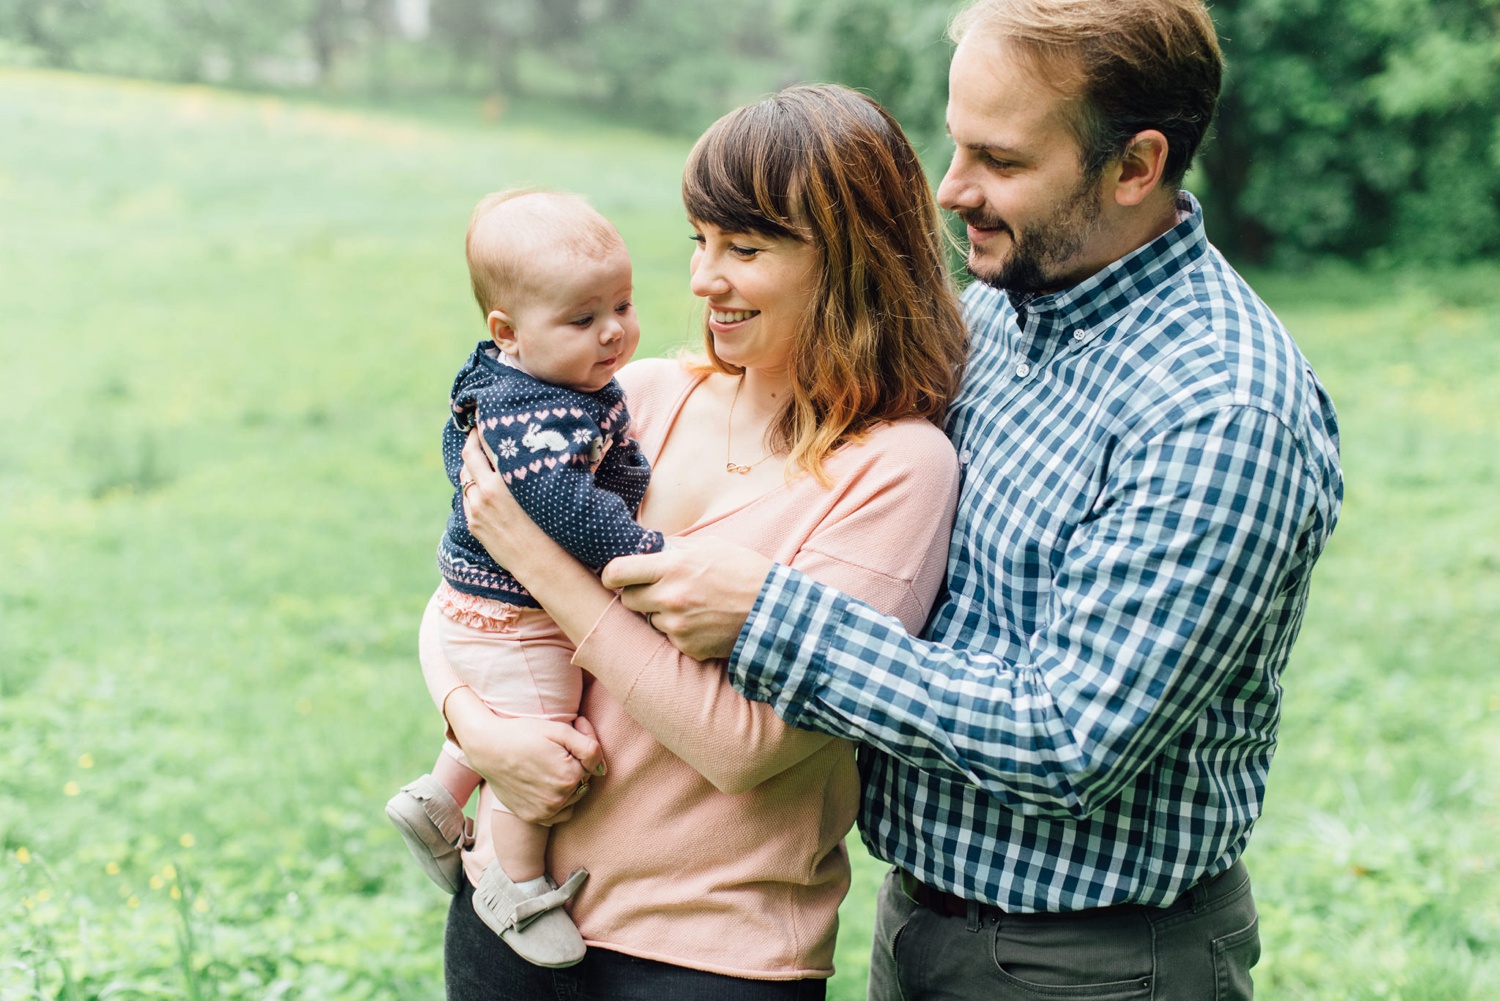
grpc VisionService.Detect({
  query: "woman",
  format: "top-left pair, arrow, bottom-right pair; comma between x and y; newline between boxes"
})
428,84 -> 967,998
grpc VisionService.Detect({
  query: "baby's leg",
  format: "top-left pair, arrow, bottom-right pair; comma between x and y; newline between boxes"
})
431,740 -> 481,810
489,806 -> 552,883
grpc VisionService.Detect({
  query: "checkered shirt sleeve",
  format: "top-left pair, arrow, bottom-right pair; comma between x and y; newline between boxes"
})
728,193 -> 1343,912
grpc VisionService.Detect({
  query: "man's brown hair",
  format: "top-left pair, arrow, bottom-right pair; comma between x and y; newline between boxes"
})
951,0 -> 1222,185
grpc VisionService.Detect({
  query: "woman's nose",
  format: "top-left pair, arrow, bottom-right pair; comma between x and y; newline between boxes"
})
689,252 -> 728,298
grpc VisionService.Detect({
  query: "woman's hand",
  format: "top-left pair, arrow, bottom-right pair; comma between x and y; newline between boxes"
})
445,686 -> 606,825
459,429 -> 548,568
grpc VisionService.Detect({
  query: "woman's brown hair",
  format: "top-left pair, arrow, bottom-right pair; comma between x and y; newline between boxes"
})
682,83 -> 968,484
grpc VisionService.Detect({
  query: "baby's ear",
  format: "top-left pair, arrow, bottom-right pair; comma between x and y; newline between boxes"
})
488,310 -> 519,354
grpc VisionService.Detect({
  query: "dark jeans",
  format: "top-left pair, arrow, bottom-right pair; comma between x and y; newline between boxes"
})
445,878 -> 829,1001
869,860 -> 1260,1001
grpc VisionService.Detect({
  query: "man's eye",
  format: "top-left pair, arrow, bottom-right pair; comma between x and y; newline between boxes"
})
689,233 -> 706,246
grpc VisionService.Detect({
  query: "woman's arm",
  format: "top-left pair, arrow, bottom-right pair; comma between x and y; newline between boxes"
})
418,595 -> 603,824
460,423 -> 961,794
459,434 -> 820,793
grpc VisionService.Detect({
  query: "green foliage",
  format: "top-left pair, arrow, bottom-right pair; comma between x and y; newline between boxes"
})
6,0 -> 1500,264
787,0 -> 954,152
2,69 -> 1499,999
1200,0 -> 1500,263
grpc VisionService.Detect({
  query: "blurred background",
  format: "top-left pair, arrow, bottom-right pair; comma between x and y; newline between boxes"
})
2,1 -> 1497,999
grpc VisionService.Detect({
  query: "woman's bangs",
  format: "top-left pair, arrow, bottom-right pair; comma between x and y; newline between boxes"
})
682,111 -> 802,240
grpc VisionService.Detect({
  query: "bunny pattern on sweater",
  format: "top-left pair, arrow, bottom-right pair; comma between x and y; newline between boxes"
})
437,341 -> 665,607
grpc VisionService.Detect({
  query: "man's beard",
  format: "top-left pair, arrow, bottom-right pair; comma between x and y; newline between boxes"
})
961,170 -> 1105,295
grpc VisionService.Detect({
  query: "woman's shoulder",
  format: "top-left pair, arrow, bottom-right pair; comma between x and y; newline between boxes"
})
836,417 -> 958,476
616,355 -> 705,432
617,355 -> 697,394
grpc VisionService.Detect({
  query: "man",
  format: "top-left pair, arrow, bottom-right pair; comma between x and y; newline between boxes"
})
603,0 -> 1343,996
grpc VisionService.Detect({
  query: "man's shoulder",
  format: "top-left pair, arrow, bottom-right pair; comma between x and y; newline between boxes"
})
1115,245 -> 1337,463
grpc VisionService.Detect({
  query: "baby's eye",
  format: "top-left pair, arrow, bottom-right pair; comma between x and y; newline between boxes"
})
570,315 -> 594,328
615,300 -> 633,314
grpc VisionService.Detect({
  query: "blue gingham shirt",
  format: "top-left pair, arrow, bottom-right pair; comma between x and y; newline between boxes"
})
729,193 -> 1342,912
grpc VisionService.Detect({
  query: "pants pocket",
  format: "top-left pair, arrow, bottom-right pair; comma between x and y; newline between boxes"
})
989,914 -> 1154,999
1212,915 -> 1261,1001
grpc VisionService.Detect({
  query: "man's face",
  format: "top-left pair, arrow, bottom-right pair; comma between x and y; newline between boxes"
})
937,33 -> 1107,295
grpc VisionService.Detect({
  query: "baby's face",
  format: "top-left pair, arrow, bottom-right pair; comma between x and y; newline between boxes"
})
503,244 -> 640,393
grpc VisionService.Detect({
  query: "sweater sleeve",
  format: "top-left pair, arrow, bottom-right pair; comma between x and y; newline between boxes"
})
571,424 -> 960,794
480,400 -> 664,570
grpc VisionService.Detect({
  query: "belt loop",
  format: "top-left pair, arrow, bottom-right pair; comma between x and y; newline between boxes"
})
966,899 -> 982,933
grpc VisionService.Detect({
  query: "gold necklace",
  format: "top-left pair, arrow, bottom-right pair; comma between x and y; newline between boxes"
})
725,375 -> 777,475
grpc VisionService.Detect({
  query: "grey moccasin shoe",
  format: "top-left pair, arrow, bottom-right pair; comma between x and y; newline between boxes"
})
472,863 -> 589,968
385,774 -> 473,894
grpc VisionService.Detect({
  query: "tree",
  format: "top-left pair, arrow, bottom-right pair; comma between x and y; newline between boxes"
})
1200,0 -> 1500,263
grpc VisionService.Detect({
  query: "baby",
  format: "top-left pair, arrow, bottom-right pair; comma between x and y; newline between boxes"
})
386,189 -> 664,968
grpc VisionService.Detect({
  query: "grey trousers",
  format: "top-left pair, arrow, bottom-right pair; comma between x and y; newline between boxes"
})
868,861 -> 1260,1001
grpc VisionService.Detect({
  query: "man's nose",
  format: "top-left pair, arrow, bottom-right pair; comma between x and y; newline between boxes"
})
937,157 -> 981,214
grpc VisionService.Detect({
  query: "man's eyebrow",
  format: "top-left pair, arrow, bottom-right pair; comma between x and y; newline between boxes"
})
944,122 -> 1024,155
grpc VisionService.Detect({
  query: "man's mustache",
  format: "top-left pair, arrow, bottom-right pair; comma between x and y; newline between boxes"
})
954,208 -> 1011,235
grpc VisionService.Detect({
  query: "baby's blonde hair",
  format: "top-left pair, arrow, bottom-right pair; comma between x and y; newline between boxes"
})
465,189 -> 624,316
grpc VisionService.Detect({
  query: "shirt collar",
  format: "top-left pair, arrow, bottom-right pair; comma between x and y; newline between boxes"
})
1005,190 -> 1208,334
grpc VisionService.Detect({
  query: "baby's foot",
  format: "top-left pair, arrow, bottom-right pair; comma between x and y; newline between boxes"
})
472,863 -> 589,968
385,774 -> 472,894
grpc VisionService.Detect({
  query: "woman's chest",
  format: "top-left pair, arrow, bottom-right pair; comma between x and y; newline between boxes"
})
637,402 -> 785,537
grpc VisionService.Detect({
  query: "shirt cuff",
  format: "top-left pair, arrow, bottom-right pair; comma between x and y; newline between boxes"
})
728,563 -> 844,720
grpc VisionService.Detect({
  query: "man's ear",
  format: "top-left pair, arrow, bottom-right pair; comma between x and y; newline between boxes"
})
488,310 -> 519,355
1110,129 -> 1169,208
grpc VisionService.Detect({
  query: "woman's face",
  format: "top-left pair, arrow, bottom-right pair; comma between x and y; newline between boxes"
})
688,221 -> 819,377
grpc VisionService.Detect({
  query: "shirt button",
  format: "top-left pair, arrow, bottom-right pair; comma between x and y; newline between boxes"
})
1016,362 -> 1032,378
1073,329 -> 1086,341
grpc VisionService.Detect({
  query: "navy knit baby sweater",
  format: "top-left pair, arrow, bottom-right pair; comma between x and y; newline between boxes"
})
437,341 -> 665,608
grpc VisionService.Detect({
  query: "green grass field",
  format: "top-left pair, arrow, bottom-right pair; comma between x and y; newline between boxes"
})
2,67 -> 1497,1000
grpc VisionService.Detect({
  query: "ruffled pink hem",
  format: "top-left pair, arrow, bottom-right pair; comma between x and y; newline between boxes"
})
435,581 -> 521,632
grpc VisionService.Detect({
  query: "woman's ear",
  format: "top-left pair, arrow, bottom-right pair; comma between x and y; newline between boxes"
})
1110,129 -> 1169,208
488,310 -> 519,355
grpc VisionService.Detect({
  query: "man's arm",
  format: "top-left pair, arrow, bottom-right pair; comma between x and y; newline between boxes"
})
617,406 -> 1318,818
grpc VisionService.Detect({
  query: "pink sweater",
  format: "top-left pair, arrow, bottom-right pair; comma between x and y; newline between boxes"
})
422,357 -> 958,979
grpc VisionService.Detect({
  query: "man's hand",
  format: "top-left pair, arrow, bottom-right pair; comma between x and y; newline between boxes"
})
601,538 -> 774,661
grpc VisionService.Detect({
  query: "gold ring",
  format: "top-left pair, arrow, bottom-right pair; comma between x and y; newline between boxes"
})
461,478 -> 477,498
